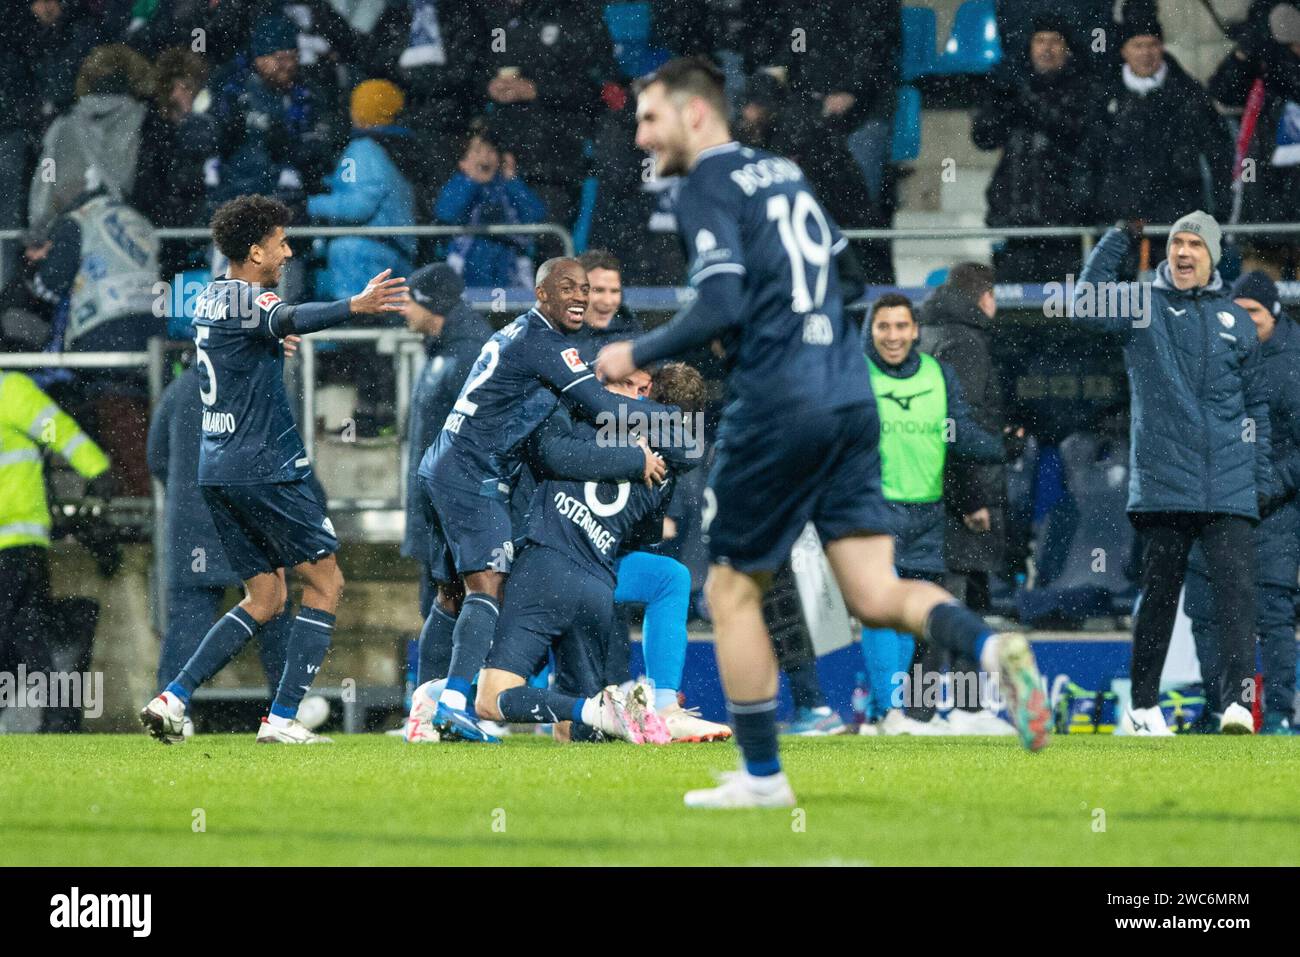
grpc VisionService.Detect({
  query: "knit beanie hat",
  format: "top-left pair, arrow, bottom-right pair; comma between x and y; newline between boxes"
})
409,263 -> 465,317
1231,271 -> 1284,321
1168,210 -> 1222,266
351,78 -> 405,128
250,14 -> 298,58
1117,2 -> 1164,45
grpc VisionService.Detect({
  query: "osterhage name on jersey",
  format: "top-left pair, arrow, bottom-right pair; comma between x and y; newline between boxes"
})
527,473 -> 671,587
191,279 -> 311,486
676,143 -> 873,421
422,308 -> 601,494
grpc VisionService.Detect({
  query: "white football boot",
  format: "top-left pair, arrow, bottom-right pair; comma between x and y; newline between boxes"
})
140,691 -> 187,744
404,680 -> 441,743
684,770 -> 797,809
1120,705 -> 1175,737
627,681 -> 672,744
1219,702 -> 1255,735
879,709 -> 950,736
660,703 -> 732,742
585,686 -> 652,743
256,718 -> 334,744
945,708 -> 1016,736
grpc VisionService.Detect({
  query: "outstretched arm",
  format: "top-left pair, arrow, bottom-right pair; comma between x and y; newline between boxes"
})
267,270 -> 409,336
1072,227 -> 1140,337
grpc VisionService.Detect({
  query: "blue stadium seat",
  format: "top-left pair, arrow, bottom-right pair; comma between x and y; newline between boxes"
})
603,2 -> 667,80
933,0 -> 1002,75
891,85 -> 922,162
901,7 -> 937,82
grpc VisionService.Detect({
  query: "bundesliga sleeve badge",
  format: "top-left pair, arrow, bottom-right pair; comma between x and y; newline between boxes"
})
561,347 -> 586,372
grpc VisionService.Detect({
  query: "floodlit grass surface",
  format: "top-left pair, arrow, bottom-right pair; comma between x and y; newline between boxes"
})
2,734 -> 1297,866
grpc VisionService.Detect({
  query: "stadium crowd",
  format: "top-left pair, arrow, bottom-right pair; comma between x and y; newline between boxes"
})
2,1 -> 1300,739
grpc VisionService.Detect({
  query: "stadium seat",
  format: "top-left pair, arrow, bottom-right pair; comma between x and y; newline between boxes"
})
891,85 -> 922,163
933,0 -> 1002,75
901,7 -> 937,81
1018,430 -> 1137,626
603,2 -> 669,80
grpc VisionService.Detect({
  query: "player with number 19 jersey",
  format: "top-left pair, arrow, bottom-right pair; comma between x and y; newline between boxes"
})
630,142 -> 888,572
667,142 -> 873,422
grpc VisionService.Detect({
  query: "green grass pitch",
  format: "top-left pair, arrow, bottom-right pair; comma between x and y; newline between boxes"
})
2,734 -> 1297,866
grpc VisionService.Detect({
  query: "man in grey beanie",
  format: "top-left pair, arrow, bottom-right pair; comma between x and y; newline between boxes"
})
1070,212 -> 1279,735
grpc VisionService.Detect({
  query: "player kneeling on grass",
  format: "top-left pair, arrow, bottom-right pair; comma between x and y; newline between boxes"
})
141,194 -> 408,745
474,363 -> 707,743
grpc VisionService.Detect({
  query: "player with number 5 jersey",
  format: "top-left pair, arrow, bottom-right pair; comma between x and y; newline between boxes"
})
141,194 -> 409,746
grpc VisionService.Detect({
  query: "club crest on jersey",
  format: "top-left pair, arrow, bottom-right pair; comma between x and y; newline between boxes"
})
561,347 -> 585,372
256,291 -> 281,311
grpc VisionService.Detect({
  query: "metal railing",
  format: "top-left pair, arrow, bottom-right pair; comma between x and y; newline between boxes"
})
0,223 -> 576,256
842,221 -> 1300,259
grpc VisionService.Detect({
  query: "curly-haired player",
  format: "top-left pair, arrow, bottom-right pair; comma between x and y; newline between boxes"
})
140,194 -> 408,745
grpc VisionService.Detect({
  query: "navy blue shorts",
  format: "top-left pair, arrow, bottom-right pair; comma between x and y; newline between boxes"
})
705,402 -> 891,574
485,544 -> 613,698
200,479 -> 339,581
419,472 -> 515,583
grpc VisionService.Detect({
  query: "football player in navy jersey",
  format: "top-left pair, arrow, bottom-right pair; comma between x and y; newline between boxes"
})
471,363 -> 707,744
141,194 -> 408,745
596,58 -> 1049,808
414,257 -> 674,742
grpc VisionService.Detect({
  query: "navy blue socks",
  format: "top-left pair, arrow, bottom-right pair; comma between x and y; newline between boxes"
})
269,607 -> 334,720
167,607 -> 260,704
495,685 -> 582,725
728,698 -> 781,777
440,593 -> 499,710
417,602 -> 457,686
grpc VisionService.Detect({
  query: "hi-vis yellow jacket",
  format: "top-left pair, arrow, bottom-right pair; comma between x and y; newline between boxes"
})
0,371 -> 110,550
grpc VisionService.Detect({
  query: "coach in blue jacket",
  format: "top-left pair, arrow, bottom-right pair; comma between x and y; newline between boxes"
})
400,264 -> 493,675
1072,212 -> 1278,735
147,363 -> 291,695
1185,272 -> 1300,734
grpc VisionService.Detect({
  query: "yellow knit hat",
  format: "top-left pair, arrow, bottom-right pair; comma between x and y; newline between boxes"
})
351,79 -> 405,128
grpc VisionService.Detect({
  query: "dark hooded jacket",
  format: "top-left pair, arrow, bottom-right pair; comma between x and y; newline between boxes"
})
918,284 -> 1010,573
1088,54 -> 1233,223
973,57 -> 1099,227
1189,299 -> 1300,586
